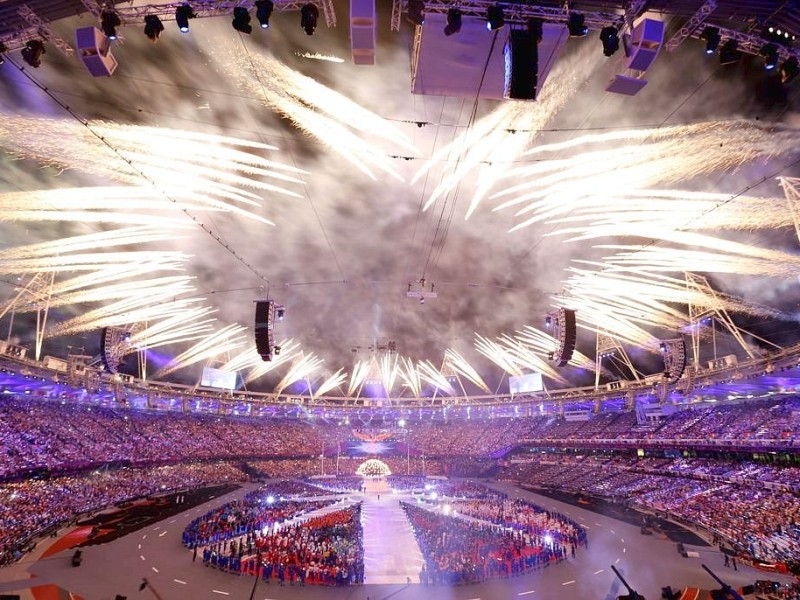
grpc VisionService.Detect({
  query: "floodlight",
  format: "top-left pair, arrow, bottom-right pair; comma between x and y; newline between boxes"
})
301,3 -> 319,35
175,4 -> 196,33
444,8 -> 461,36
600,25 -> 619,56
719,39 -> 741,65
144,15 -> 164,41
21,40 -> 45,68
486,5 -> 504,31
232,7 -> 252,34
568,13 -> 588,37
407,0 -> 424,26
101,11 -> 121,40
700,26 -> 720,54
255,0 -> 274,28
760,43 -> 779,70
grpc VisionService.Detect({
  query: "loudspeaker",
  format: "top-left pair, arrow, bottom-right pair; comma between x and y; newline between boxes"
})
555,309 -> 576,366
254,301 -> 274,361
504,29 -> 539,100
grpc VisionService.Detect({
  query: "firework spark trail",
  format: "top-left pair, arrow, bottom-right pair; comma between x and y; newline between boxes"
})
156,324 -> 248,377
0,226 -> 188,260
0,187 -> 230,227
48,297 -> 206,337
398,357 -> 421,397
9,276 -> 195,313
264,58 -> 416,154
412,46 -> 600,217
244,339 -> 302,384
417,359 -> 455,396
475,335 -> 524,376
602,245 -> 800,277
380,354 -> 400,394
46,291 -> 201,335
348,359 -> 371,396
315,368 -> 347,397
495,334 -> 568,385
490,122 -> 800,229
267,92 -> 405,181
507,191 -> 789,238
443,349 -> 490,393
274,352 -> 324,395
220,48 -> 414,181
132,315 -> 217,351
513,326 -> 596,371
0,116 -> 307,223
0,251 -> 188,274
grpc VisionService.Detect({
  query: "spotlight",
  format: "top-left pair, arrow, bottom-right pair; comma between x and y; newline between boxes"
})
21,40 -> 45,68
175,4 -> 196,33
273,345 -> 281,356
101,11 -> 121,40
276,307 -> 285,321
301,3 -> 319,35
568,13 -> 588,37
781,57 -> 799,83
718,39 -> 741,65
700,26 -> 720,54
760,43 -> 779,70
232,6 -> 252,34
144,15 -> 164,41
255,0 -> 274,29
659,341 -> 667,353
486,5 -> 504,31
544,315 -> 553,328
407,0 -> 424,26
444,8 -> 461,36
599,25 -> 619,56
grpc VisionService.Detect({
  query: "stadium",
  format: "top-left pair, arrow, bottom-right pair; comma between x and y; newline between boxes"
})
0,0 -> 799,598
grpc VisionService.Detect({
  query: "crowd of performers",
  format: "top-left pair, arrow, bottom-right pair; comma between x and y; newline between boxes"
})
402,488 -> 587,585
183,491 -> 364,587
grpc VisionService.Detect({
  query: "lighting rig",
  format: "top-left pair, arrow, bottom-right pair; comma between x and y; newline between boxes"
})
406,279 -> 437,305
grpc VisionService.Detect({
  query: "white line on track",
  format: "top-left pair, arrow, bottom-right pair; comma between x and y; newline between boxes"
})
518,590 -> 536,595
151,567 -> 159,573
615,558 -> 621,564
593,569 -> 605,575
159,531 -> 167,537
169,519 -> 176,524
174,579 -> 187,585
142,534 -> 147,540
139,555 -> 146,561
138,544 -> 141,550
153,526 -> 160,531
623,547 -> 626,553
610,529 -> 616,534
212,590 -> 230,596
561,580 -> 576,586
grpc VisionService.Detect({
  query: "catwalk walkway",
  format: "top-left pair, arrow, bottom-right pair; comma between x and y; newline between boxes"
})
361,494 -> 424,585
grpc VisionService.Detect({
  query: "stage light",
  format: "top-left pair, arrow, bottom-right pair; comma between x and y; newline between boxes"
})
544,315 -> 553,327
444,8 -> 461,36
398,418 -> 406,427
599,25 -> 619,56
760,43 -> 779,70
101,11 -> 121,40
266,495 -> 275,504
407,0 -> 425,26
659,341 -> 667,353
175,4 -> 196,33
255,0 -> 274,28
232,6 -> 252,34
719,39 -> 741,65
301,3 -> 319,35
21,40 -> 45,68
781,57 -> 799,83
700,26 -> 720,54
144,15 -> 164,41
486,5 -> 504,31
568,13 -> 588,37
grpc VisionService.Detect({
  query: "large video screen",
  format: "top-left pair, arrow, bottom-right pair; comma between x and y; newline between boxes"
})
201,366 -> 237,390
342,440 -> 403,456
509,372 -> 543,395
